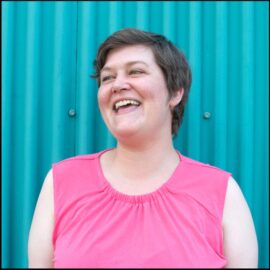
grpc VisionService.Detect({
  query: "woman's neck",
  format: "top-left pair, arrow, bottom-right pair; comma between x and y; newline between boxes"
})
108,139 -> 179,183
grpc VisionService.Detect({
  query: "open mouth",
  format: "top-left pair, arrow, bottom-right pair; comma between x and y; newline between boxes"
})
113,99 -> 141,113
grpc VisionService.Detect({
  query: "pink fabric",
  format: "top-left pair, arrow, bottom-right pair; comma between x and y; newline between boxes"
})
52,149 -> 231,268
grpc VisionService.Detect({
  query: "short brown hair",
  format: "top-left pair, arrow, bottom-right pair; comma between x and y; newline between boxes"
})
92,28 -> 192,136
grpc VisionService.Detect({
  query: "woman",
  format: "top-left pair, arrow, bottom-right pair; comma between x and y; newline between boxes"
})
28,28 -> 258,268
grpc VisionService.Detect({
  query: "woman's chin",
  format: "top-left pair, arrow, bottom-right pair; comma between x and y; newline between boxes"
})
111,126 -> 143,140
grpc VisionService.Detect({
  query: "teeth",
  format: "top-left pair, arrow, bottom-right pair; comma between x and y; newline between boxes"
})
114,99 -> 140,110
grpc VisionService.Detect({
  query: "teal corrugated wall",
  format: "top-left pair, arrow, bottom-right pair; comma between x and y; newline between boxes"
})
2,1 -> 269,268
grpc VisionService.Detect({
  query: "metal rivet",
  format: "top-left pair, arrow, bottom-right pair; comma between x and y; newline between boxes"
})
68,109 -> 76,117
203,112 -> 211,119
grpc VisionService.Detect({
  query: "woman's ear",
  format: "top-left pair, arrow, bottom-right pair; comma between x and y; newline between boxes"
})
169,88 -> 184,109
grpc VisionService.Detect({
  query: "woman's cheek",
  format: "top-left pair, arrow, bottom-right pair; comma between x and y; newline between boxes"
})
97,88 -> 108,107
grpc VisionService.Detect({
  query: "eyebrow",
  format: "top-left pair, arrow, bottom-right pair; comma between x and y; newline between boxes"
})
101,61 -> 149,73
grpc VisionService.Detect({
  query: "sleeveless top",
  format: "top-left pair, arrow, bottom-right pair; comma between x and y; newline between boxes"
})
52,149 -> 231,268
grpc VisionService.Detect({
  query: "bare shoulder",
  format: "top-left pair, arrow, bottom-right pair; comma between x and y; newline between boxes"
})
222,176 -> 258,268
28,169 -> 54,267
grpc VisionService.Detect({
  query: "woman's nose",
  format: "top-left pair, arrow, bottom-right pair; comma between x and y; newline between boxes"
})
111,76 -> 130,94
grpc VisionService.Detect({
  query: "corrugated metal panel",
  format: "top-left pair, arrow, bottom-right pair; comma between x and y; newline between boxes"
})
2,1 -> 269,268
2,1 -> 78,267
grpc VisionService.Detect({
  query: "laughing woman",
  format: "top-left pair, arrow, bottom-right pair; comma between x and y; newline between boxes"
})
28,28 -> 258,268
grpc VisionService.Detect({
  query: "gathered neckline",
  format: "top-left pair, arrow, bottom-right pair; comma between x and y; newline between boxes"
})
95,148 -> 184,204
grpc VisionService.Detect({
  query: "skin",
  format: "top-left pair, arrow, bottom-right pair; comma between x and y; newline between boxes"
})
97,45 -> 183,192
98,45 -> 182,146
28,45 -> 258,268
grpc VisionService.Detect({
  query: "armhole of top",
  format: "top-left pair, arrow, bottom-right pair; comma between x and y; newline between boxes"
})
221,174 -> 232,225
51,164 -> 57,250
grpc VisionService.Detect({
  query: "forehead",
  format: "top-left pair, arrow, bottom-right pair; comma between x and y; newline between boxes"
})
104,45 -> 156,68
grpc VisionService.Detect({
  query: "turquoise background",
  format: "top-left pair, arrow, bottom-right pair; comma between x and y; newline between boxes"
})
2,1 -> 269,268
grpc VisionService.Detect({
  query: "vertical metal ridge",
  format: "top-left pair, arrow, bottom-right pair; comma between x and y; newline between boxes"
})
163,1 -> 175,38
239,2 -> 255,201
2,2 -> 15,267
51,2 -> 66,160
22,4 -> 42,266
74,1 -> 79,155
109,1 -> 123,33
51,2 -> 77,161
10,3 -> 28,265
136,1 -> 149,29
250,3 -> 269,266
76,2 -> 98,154
213,2 -> 228,169
226,2 -> 241,178
187,1 -> 202,160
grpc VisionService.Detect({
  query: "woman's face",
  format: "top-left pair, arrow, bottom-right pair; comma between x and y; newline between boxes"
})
97,44 -> 181,141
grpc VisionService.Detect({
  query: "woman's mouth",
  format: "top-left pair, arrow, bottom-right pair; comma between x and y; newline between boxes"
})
113,99 -> 141,114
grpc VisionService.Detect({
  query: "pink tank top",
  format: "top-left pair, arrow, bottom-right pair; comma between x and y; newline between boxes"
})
52,149 -> 231,268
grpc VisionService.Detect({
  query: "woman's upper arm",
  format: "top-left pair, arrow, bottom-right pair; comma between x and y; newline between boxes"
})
222,176 -> 258,268
28,169 -> 54,268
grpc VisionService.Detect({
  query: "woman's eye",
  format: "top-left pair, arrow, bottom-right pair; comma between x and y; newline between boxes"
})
101,75 -> 114,82
130,70 -> 144,75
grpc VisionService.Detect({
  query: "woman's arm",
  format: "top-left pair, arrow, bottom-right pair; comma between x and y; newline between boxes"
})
28,169 -> 54,267
222,176 -> 258,268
